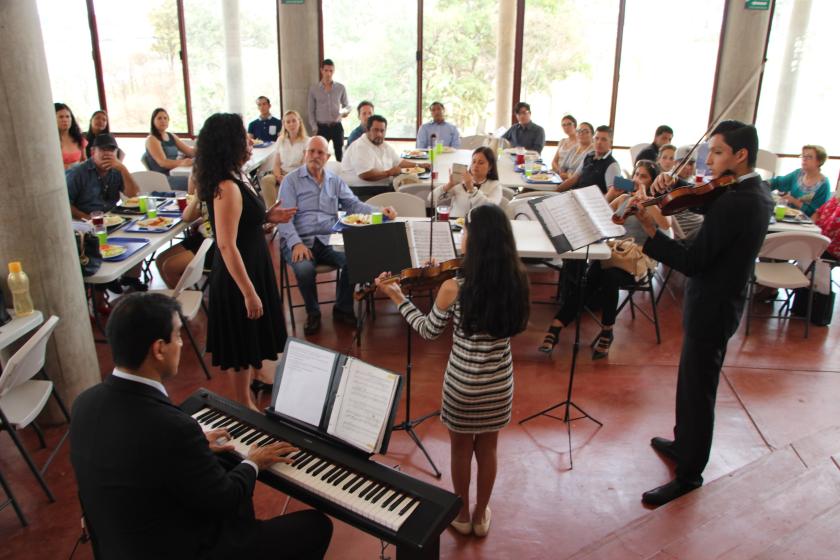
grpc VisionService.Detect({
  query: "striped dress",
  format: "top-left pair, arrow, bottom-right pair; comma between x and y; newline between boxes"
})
398,294 -> 514,434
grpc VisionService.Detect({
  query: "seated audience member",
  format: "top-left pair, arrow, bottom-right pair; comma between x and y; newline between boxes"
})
551,114 -> 578,173
154,177 -> 214,289
416,102 -> 461,149
669,145 -> 704,242
769,144 -> 830,217
812,193 -> 840,260
278,136 -> 397,334
143,107 -> 194,190
556,125 -> 621,194
70,293 -> 333,560
247,96 -> 283,143
540,160 -> 670,357
56,102 -> 87,169
502,102 -> 545,153
342,115 -> 427,182
84,110 -> 124,160
67,134 -> 145,294
433,146 -> 501,217
346,100 -> 374,148
555,122 -> 594,180
635,125 -> 674,163
271,110 -> 309,185
656,144 -> 677,174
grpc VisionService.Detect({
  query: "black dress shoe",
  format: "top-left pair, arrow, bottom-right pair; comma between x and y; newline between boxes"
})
642,478 -> 701,506
303,313 -> 321,335
120,276 -> 148,292
332,307 -> 357,326
651,437 -> 680,463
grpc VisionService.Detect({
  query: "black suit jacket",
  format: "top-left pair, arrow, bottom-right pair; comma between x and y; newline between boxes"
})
643,175 -> 773,343
70,375 -> 257,560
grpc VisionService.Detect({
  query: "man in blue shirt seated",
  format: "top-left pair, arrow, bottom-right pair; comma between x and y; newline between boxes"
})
346,100 -> 374,148
66,134 -> 140,220
502,101 -> 545,153
276,136 -> 397,335
416,102 -> 461,149
247,96 -> 282,143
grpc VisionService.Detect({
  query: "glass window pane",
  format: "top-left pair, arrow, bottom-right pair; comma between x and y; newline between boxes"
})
423,0 -> 500,136
37,0 -> 100,119
184,0 -> 280,131
755,0 -> 840,155
95,0 -> 188,132
521,0 -> 619,141
613,0 -> 725,147
322,0 -> 417,138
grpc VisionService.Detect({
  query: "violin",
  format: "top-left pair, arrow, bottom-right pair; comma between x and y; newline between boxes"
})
353,257 -> 463,301
612,174 -> 737,224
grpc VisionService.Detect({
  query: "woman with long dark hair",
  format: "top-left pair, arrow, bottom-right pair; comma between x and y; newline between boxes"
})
85,110 -> 124,160
144,107 -> 194,190
195,113 -> 296,411
55,102 -> 86,169
433,146 -> 502,217
376,204 -> 530,537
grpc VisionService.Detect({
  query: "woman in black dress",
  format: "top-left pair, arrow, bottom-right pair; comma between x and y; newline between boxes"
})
195,113 -> 296,411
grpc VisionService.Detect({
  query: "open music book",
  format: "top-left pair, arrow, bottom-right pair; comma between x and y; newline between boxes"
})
343,220 -> 457,284
528,185 -> 626,253
270,338 -> 403,455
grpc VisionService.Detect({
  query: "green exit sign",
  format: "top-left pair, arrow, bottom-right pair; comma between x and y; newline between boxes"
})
282,0 -> 304,4
745,0 -> 770,9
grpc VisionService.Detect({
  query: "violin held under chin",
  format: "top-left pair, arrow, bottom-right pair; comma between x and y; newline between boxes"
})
353,258 -> 463,301
612,173 -> 737,225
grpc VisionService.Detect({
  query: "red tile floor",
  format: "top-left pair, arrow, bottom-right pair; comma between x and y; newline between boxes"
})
1,262 -> 838,559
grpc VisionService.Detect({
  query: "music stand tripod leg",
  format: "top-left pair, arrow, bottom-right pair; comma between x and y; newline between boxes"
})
518,245 -> 603,468
392,307 -> 442,478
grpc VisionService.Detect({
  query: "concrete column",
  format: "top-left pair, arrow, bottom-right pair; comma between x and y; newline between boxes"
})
222,0 -> 244,116
494,0 -> 516,131
278,2 -> 320,135
0,1 -> 100,416
711,0 -> 772,123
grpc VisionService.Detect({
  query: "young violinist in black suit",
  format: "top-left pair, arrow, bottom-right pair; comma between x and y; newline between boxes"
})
630,121 -> 773,506
70,293 -> 332,559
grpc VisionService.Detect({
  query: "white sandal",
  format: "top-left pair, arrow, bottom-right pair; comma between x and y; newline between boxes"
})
473,507 -> 492,537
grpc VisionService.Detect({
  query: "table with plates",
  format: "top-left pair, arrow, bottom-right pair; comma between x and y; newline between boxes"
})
170,145 -> 275,177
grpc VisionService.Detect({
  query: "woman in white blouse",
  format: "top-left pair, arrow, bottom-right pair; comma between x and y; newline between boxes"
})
271,110 -> 309,184
557,122 -> 595,180
550,114 -> 578,174
433,146 -> 502,217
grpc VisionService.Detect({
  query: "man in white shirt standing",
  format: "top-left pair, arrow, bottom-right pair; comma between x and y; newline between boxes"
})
416,102 -> 461,149
343,115 -> 428,183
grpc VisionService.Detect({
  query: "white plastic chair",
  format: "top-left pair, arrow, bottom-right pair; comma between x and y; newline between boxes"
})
745,231 -> 831,338
460,135 -> 489,150
260,174 -> 278,209
0,316 -> 70,504
131,170 -> 171,194
366,192 -> 427,218
499,197 -> 512,219
398,183 -> 433,208
630,143 -> 649,162
148,238 -> 215,378
755,149 -> 778,180
500,186 -> 516,201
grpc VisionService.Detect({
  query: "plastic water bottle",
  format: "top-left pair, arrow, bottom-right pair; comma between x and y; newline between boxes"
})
7,261 -> 34,317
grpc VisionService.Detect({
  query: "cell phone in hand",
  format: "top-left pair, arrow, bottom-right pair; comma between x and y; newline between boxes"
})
450,163 -> 468,184
613,176 -> 635,192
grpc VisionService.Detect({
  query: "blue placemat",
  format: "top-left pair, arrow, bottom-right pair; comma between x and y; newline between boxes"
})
124,216 -> 182,233
102,237 -> 150,262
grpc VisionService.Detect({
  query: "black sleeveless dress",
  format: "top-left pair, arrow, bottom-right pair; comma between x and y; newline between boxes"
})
206,178 -> 286,371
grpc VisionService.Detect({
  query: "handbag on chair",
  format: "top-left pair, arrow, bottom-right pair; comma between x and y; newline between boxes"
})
75,230 -> 103,277
602,238 -> 656,281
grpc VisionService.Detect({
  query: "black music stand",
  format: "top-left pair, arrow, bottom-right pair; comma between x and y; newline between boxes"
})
519,244 -> 603,469
343,223 -> 442,478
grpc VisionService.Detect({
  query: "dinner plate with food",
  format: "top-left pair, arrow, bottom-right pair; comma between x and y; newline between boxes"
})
122,196 -> 141,208
401,166 -> 428,175
125,216 -> 179,233
402,149 -> 430,159
100,243 -> 128,260
103,214 -> 125,227
525,173 -> 561,184
340,213 -> 373,226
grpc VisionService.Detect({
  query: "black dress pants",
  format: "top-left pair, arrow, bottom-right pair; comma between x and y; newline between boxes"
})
673,335 -> 728,485
317,122 -> 345,161
210,509 -> 333,559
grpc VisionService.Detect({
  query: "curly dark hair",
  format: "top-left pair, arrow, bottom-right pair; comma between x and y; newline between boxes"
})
458,205 -> 530,338
472,146 -> 499,181
55,102 -> 84,146
194,113 -> 249,203
149,107 -> 168,141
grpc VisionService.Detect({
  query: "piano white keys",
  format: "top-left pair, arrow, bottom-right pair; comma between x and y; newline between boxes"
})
191,408 -> 418,531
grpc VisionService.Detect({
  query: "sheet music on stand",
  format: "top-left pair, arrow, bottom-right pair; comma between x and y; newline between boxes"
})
406,221 -> 457,266
269,338 -> 403,455
528,185 -> 626,252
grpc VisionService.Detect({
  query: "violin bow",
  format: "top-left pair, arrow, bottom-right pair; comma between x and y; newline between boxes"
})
671,59 -> 767,179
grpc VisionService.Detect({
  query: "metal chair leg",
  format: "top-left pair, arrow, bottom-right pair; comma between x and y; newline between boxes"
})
0,410 -> 55,502
0,466 -> 27,527
31,421 -> 47,449
179,311 -> 211,380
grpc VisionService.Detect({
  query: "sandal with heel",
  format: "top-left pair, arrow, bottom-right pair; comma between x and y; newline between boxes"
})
539,325 -> 562,353
592,329 -> 614,360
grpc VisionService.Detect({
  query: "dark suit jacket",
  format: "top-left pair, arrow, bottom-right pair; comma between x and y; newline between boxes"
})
643,175 -> 773,343
70,375 -> 257,560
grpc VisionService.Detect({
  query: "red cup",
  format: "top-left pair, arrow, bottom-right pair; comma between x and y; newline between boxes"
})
90,211 -> 104,227
436,206 -> 450,221
695,174 -> 704,185
516,154 -> 526,165
431,171 -> 438,180
177,196 -> 188,212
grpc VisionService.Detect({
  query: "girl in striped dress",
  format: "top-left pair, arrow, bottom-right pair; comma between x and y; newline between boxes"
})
376,204 -> 530,537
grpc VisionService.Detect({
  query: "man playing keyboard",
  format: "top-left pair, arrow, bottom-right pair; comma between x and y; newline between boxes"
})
70,293 -> 332,559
